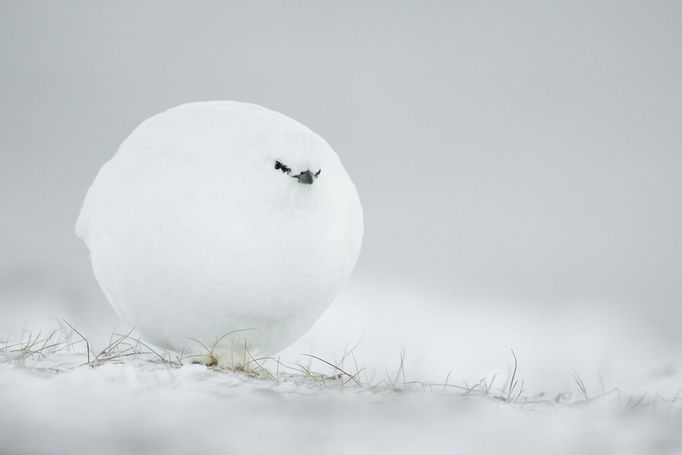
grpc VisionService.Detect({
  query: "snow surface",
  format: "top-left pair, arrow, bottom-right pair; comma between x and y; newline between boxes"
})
1,278 -> 681,454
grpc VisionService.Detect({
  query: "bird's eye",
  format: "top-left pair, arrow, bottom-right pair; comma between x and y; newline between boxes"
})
314,169 -> 321,178
274,160 -> 291,174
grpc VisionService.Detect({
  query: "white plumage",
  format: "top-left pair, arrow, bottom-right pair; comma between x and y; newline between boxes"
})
77,101 -> 363,364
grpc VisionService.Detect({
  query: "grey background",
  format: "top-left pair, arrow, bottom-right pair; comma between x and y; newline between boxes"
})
1,2 -> 681,329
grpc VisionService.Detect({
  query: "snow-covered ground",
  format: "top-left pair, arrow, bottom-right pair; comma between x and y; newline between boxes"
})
1,355 -> 680,455
1,277 -> 680,454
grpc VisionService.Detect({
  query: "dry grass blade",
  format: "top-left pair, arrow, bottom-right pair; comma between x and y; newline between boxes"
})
302,353 -> 361,385
134,337 -> 183,368
390,347 -> 407,390
507,349 -> 519,402
572,370 -> 589,400
63,319 -> 92,364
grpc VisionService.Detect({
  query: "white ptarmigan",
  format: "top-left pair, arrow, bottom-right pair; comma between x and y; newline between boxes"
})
76,101 -> 363,365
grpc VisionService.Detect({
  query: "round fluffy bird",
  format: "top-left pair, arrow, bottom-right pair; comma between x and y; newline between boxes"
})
76,101 -> 363,365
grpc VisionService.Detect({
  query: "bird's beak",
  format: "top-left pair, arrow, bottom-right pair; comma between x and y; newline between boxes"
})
292,170 -> 314,185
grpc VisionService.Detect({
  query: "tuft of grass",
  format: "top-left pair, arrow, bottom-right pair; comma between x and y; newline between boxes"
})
1,329 -> 65,363
184,329 -> 278,379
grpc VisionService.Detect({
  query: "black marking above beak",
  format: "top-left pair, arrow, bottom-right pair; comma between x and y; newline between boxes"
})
292,170 -> 315,185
